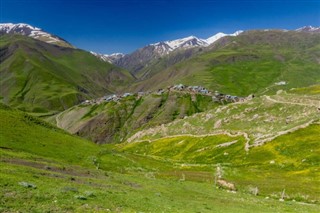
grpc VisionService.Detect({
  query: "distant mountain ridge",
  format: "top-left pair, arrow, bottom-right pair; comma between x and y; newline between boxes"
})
127,29 -> 320,95
96,26 -> 319,79
0,23 -> 73,48
295,26 -> 320,33
98,30 -> 242,76
90,51 -> 124,63
98,26 -> 319,62
98,30 -> 243,65
1,23 -> 319,110
149,30 -> 243,56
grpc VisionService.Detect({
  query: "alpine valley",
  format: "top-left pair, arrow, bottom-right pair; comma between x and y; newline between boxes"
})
0,23 -> 319,212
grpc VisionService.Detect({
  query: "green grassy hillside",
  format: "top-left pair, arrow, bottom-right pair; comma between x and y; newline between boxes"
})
130,31 -> 320,96
0,35 -> 134,113
1,29 -> 319,212
51,91 -> 218,143
0,104 -> 98,166
127,89 -> 320,146
1,104 -> 319,212
120,124 -> 320,202
119,86 -> 320,202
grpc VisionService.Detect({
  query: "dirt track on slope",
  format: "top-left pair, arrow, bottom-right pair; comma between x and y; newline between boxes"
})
265,95 -> 320,107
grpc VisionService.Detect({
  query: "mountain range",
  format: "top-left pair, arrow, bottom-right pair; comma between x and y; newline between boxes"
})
1,22 -> 320,212
296,25 -> 320,33
94,26 -> 320,64
1,23 -> 319,112
92,27 -> 320,80
91,31 -> 243,61
128,29 -> 320,94
92,31 -> 243,75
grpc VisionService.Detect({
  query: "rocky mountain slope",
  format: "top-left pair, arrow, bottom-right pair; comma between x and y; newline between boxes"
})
103,31 -> 242,76
90,51 -> 124,63
145,31 -> 243,57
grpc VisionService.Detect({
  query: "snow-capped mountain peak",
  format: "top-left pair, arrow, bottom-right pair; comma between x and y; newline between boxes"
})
205,31 -> 243,44
205,32 -> 227,44
148,30 -> 243,56
165,35 -> 205,49
151,35 -> 206,53
232,30 -> 244,36
0,23 -> 73,47
0,23 -> 41,34
97,30 -> 244,64
90,51 -> 125,63
295,26 -> 320,33
105,53 -> 125,57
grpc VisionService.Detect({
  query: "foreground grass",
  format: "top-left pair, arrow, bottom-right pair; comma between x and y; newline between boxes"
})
1,104 -> 319,212
1,155 -> 319,212
121,124 -> 320,203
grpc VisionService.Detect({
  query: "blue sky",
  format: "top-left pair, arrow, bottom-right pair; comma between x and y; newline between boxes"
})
1,0 -> 320,54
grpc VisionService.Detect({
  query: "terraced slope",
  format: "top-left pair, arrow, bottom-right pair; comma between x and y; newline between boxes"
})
52,91 -> 218,143
127,89 -> 320,148
0,35 -> 134,113
130,30 -> 320,96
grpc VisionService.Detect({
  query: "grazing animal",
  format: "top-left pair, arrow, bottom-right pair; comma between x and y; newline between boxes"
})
217,179 -> 236,191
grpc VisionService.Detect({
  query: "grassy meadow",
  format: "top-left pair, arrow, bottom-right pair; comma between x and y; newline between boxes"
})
1,103 -> 319,212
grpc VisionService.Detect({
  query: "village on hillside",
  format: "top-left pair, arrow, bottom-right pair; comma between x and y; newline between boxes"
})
82,84 -> 254,105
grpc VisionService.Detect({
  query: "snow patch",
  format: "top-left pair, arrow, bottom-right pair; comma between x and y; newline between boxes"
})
104,53 -> 125,57
0,23 -> 68,46
149,30 -> 243,56
296,26 -> 320,32
205,30 -> 243,44
90,51 -> 125,63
